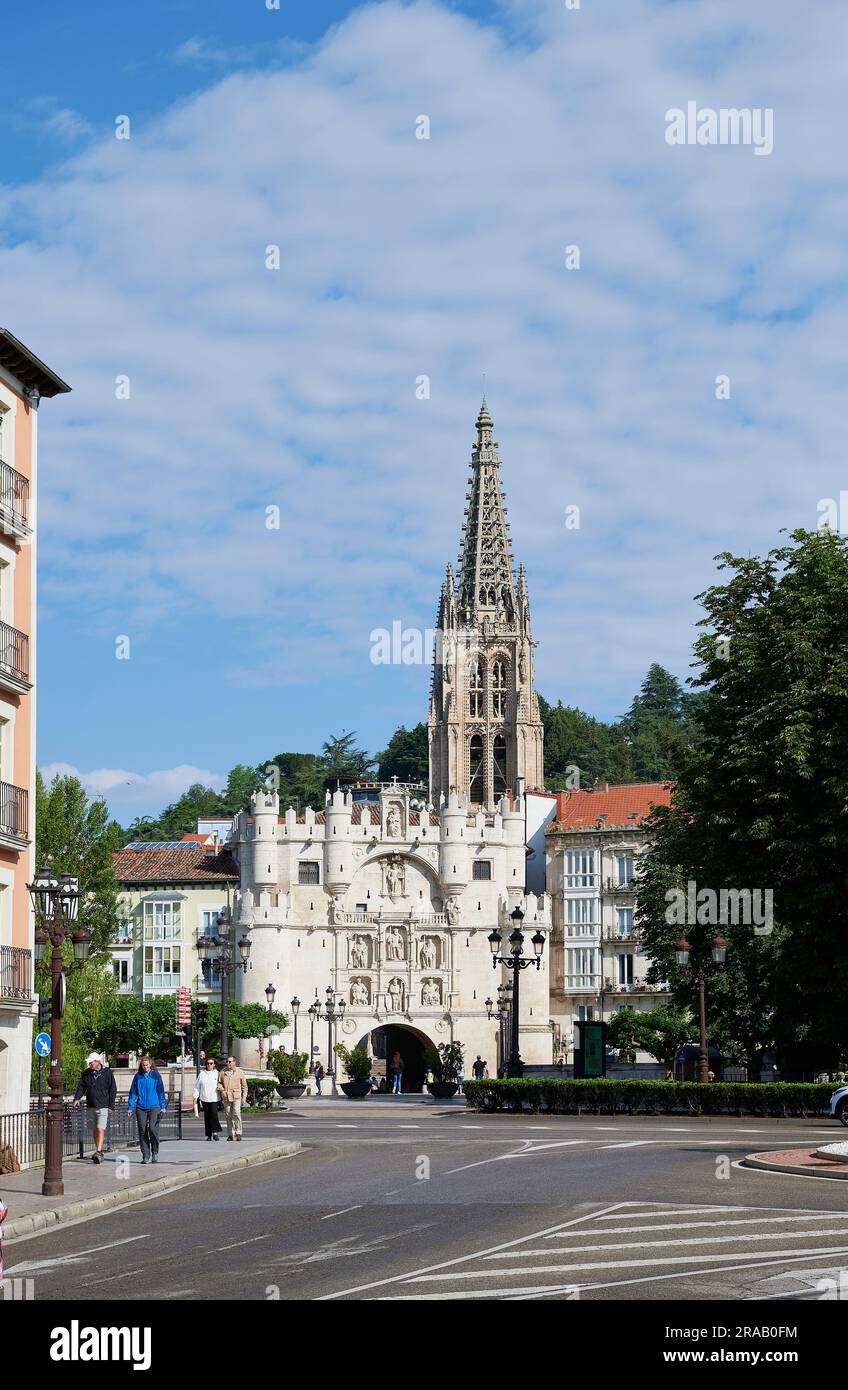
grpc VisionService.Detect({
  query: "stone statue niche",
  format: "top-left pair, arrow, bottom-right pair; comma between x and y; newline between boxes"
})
350,978 -> 370,1007
383,856 -> 406,899
385,801 -> 404,838
421,978 -> 442,1007
418,936 -> 439,970
384,924 -> 406,963
348,934 -> 370,970
387,977 -> 405,1012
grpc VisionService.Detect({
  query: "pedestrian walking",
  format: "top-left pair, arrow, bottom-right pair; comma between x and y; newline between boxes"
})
390,1050 -> 404,1094
472,1055 -> 488,1080
72,1053 -> 117,1163
456,1060 -> 465,1095
314,1062 -> 325,1096
127,1055 -> 167,1164
218,1054 -> 248,1141
193,1056 -> 222,1140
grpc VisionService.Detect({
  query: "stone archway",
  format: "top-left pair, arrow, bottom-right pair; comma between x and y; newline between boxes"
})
357,1022 -> 436,1094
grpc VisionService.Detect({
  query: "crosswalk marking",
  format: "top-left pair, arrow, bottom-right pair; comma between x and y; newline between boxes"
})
489,1228 -> 848,1256
545,1212 -> 848,1237
410,1245 -> 848,1281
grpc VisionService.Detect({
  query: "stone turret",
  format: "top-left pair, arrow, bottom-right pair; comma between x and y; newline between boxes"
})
247,788 -> 279,887
324,786 -> 353,891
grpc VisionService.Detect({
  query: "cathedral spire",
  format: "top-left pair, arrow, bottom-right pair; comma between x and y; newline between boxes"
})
457,398 -> 517,620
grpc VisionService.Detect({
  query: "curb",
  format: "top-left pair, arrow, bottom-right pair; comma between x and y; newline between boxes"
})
3,1141 -> 301,1241
742,1154 -> 848,1181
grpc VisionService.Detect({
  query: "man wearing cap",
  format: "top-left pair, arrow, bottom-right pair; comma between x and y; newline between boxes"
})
72,1053 -> 117,1163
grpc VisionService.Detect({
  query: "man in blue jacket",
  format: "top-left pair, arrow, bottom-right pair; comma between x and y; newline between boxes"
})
127,1055 -> 168,1164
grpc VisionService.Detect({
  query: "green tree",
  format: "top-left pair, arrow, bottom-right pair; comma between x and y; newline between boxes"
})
124,782 -> 226,844
36,769 -> 124,955
637,529 -> 848,1069
198,1001 -> 287,1057
322,731 -> 374,783
606,1004 -> 693,1071
376,723 -> 429,784
220,764 -> 265,815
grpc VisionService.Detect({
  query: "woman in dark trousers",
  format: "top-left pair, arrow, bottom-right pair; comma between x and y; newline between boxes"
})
128,1055 -> 167,1163
193,1056 -> 222,1140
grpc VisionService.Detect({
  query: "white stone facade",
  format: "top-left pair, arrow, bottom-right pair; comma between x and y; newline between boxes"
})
233,783 -> 552,1080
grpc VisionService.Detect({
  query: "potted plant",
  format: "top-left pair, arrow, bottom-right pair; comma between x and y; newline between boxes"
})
425,1042 -> 464,1099
269,1049 -> 310,1100
333,1043 -> 373,1099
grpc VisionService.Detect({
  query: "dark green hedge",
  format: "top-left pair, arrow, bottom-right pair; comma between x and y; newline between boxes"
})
462,1078 -> 834,1117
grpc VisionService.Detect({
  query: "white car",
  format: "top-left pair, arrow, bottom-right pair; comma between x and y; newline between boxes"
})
829,1085 -> 848,1126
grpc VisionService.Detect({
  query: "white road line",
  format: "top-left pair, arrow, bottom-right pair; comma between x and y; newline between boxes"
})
489,1228 -> 848,1257
444,1140 -> 590,1173
217,1235 -> 271,1253
409,1244 -> 848,1281
317,1201 -> 631,1300
321,1206 -> 363,1220
5,1234 -> 150,1276
335,1125 -> 358,1129
597,1140 -> 655,1149
81,1268 -> 146,1286
396,1125 -> 420,1129
382,1250 -> 848,1300
545,1213 -> 848,1237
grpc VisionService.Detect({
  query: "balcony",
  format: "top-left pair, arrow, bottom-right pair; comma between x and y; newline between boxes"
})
563,974 -> 602,993
0,460 -> 31,538
606,878 -> 637,893
111,929 -> 134,949
0,781 -> 28,846
606,980 -> 669,995
0,620 -> 30,695
605,928 -> 638,943
194,972 -> 223,994
0,944 -> 32,1002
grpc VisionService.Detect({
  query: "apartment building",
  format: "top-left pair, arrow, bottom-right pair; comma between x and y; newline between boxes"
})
111,841 -> 239,1004
0,329 -> 69,1116
545,783 -> 673,1063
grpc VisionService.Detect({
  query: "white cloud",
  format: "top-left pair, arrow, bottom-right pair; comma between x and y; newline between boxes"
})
5,0 -> 846,738
39,763 -> 226,823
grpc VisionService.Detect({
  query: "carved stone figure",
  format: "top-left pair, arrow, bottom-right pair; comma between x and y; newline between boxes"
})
421,979 -> 441,1007
385,926 -> 405,961
446,897 -> 461,925
385,860 -> 404,897
419,937 -> 437,970
350,979 -> 369,1007
387,978 -> 404,1012
349,935 -> 368,969
386,807 -> 402,837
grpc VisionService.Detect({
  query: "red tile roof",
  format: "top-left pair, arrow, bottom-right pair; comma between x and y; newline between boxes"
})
548,782 -> 673,830
113,844 -> 240,883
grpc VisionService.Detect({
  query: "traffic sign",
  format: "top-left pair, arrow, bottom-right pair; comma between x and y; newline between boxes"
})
35,1032 -> 52,1058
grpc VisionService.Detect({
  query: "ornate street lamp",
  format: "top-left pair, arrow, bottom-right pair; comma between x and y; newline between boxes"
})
674,935 -> 727,1083
265,983 -> 277,1070
290,996 -> 301,1052
313,987 -> 346,1092
308,999 -> 320,1067
28,864 -> 89,1197
196,902 -> 251,1058
489,905 -> 545,1078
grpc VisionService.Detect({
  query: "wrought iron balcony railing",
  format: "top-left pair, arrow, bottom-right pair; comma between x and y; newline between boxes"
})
0,459 -> 31,533
0,781 -> 28,838
0,620 -> 29,684
0,944 -> 32,1000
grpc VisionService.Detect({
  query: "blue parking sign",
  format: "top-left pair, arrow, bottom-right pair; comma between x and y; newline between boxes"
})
35,1031 -> 51,1057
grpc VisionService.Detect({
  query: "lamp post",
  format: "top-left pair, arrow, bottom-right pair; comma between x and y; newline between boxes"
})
308,1000 -> 320,1068
290,996 -> 301,1052
488,906 -> 545,1079
30,866 -> 90,1197
265,983 -> 276,1070
485,983 -> 512,1075
674,935 -> 727,1084
314,986 -> 346,1091
196,906 -> 251,1059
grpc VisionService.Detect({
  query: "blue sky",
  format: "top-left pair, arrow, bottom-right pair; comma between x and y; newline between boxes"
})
1,0 -> 844,823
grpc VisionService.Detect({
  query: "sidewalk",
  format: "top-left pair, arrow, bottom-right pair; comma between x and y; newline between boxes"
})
1,1135 -> 300,1242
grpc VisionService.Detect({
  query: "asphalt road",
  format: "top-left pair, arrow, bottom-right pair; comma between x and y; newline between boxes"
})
6,1107 -> 848,1302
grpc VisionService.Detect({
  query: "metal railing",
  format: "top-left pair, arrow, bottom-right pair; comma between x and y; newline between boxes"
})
0,459 -> 30,532
0,944 -> 31,1000
0,780 -> 28,838
0,619 -> 29,683
1,1098 -> 181,1169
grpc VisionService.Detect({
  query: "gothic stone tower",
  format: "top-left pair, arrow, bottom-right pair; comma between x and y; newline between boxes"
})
428,400 -> 545,809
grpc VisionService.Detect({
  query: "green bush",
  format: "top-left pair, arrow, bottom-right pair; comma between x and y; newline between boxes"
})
269,1050 -> 309,1085
462,1078 -> 835,1117
245,1077 -> 278,1109
424,1041 -> 465,1083
333,1043 -> 373,1081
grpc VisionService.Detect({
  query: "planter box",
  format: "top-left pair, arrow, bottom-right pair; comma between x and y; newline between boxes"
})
426,1082 -> 459,1100
340,1081 -> 371,1100
276,1083 -> 307,1101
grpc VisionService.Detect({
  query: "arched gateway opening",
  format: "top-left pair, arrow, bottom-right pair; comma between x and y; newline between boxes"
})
357,1024 -> 436,1093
